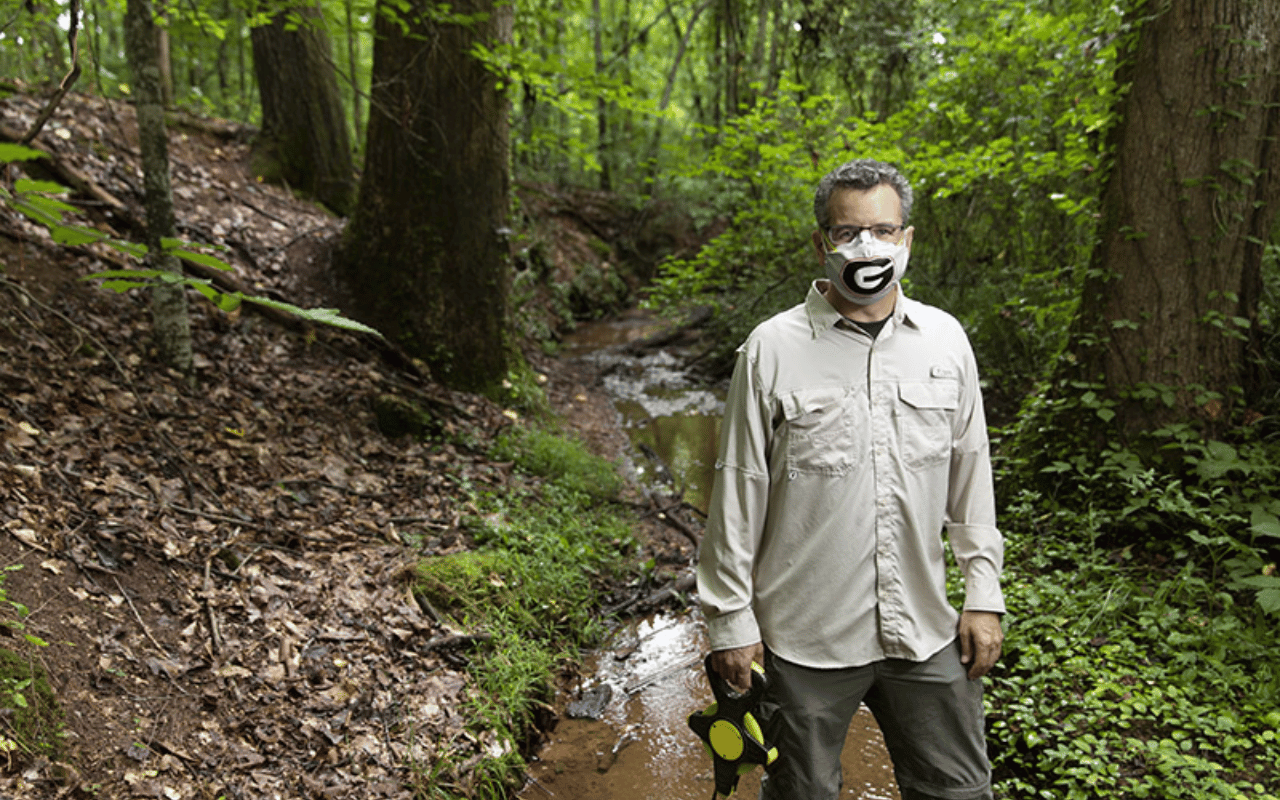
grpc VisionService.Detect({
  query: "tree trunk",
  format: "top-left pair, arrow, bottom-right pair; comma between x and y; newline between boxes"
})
123,0 -> 192,377
250,3 -> 355,216
156,25 -> 173,106
593,0 -> 611,191
335,0 -> 511,393
1071,0 -> 1280,433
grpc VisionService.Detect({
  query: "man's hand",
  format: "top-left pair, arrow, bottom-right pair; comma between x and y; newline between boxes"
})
709,643 -> 765,693
958,611 -> 1003,680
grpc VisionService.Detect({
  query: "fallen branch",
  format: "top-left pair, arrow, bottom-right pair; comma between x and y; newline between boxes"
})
621,305 -> 712,355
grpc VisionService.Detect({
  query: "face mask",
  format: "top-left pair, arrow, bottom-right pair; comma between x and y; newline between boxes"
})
823,232 -> 910,306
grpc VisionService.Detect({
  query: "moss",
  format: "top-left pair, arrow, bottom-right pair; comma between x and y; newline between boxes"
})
0,647 -> 65,761
372,394 -> 442,439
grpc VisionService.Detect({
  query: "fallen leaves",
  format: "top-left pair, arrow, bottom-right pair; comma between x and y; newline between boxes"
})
0,89 -> 530,799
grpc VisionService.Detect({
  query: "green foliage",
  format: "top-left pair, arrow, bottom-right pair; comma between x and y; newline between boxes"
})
0,566 -> 63,762
414,423 -> 635,793
491,425 -> 624,500
990,491 -> 1280,800
0,151 -> 382,336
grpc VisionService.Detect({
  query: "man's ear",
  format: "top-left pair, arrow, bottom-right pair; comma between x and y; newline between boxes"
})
811,229 -> 826,266
903,226 -> 915,251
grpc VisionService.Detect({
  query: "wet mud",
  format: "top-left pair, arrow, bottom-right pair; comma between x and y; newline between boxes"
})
522,315 -> 901,799
520,613 -> 899,800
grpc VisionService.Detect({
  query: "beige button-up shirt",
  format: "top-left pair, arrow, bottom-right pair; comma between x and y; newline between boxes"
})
697,282 -> 1006,668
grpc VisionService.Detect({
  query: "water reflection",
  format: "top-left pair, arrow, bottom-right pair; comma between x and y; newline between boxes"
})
563,316 -> 725,513
523,314 -> 900,800
520,612 -> 899,800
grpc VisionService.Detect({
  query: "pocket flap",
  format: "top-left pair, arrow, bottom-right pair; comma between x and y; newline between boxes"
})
780,387 -> 847,420
898,381 -> 959,410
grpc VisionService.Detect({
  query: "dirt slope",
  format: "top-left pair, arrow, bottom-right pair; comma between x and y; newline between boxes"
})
0,88 -> 680,799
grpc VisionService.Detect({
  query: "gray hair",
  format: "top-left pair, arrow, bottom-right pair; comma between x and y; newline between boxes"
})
813,159 -> 914,229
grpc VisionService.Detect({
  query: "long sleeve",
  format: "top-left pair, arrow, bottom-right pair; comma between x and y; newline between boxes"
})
697,344 -> 774,651
945,340 -> 1005,614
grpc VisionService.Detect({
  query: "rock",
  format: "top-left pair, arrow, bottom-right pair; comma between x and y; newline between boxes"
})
566,683 -> 613,720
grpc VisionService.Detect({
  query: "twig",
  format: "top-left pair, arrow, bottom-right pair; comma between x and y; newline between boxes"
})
524,773 -> 556,797
113,576 -> 170,659
19,0 -> 82,146
651,498 -> 702,550
203,559 -> 224,655
623,653 -> 702,696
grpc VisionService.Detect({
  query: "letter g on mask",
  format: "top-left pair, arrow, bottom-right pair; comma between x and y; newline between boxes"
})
823,236 -> 910,306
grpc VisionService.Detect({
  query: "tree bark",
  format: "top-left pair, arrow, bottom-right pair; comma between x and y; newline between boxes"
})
124,0 -> 192,377
1071,0 -> 1280,433
335,0 -> 512,393
250,2 -> 355,216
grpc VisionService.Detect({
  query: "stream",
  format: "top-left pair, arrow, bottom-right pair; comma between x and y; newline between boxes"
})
517,312 -> 901,800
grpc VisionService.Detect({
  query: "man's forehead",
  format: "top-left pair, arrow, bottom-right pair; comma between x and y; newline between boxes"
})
828,185 -> 903,221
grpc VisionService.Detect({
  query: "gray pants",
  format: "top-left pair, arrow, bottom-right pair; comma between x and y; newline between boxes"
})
758,640 -> 993,800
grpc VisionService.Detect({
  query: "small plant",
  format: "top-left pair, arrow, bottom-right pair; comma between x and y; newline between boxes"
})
1,144 -> 381,336
0,567 -> 63,763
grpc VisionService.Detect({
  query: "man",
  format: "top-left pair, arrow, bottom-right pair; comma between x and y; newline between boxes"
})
696,159 -> 1006,800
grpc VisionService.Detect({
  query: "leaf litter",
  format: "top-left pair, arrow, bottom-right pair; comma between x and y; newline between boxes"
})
0,88 -> 695,799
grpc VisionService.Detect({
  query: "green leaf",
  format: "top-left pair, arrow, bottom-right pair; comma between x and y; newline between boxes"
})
170,247 -> 234,271
1257,589 -> 1280,614
102,239 -> 148,258
13,178 -> 68,194
0,143 -> 48,162
100,280 -> 152,293
241,296 -> 383,336
51,224 -> 107,247
83,268 -> 168,282
1250,509 -> 1280,539
190,281 -> 242,312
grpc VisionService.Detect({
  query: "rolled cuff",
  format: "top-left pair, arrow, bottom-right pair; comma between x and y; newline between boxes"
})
704,605 -> 762,652
960,557 -> 1005,614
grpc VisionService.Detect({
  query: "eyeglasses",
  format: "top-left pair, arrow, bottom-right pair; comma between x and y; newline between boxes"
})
826,224 -> 905,245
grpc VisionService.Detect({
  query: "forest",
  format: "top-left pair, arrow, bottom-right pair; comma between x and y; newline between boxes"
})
2,0 -> 1280,797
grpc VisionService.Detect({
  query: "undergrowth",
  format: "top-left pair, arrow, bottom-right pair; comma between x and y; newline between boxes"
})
0,565 -> 64,764
412,422 -> 635,798
987,415 -> 1280,800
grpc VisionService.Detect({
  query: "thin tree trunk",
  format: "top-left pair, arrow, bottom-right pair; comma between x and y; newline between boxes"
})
646,0 -> 711,192
593,0 -> 610,190
345,0 -> 363,151
157,25 -> 173,106
124,0 -> 192,377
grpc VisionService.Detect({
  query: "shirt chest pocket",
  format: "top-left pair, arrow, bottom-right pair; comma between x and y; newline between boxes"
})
779,387 -> 866,477
896,380 -> 959,471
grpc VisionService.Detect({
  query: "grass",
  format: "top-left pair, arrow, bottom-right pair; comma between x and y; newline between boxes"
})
412,422 -> 637,798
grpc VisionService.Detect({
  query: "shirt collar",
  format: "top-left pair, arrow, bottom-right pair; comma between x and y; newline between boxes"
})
806,280 -> 922,339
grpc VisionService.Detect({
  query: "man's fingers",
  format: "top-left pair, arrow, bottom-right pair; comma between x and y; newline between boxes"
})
710,645 -> 762,693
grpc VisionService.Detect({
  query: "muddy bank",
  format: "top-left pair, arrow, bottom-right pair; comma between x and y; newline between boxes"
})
520,316 -> 901,800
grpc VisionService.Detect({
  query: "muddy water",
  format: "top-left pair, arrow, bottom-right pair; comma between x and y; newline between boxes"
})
520,313 -> 900,800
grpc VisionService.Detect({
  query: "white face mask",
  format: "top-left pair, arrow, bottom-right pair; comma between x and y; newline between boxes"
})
823,232 -> 910,306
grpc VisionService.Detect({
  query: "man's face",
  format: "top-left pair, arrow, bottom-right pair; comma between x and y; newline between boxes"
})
811,184 -> 914,265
